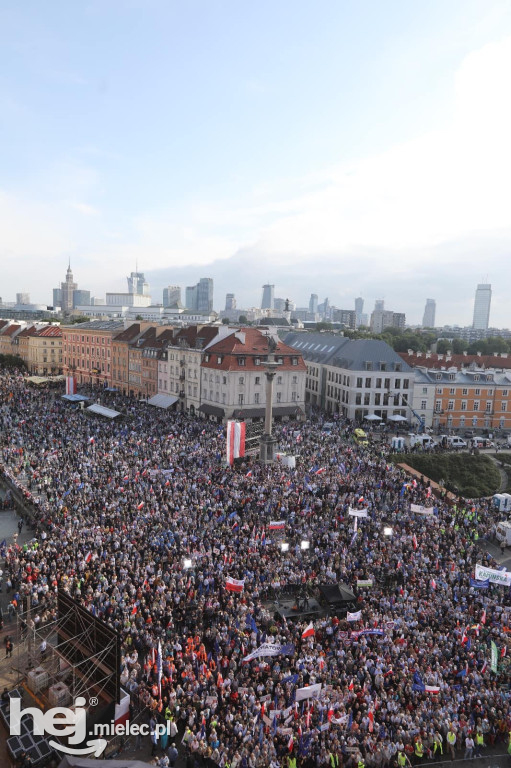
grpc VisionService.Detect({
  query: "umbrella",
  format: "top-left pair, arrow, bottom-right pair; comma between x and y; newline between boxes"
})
364,414 -> 382,421
388,414 -> 408,422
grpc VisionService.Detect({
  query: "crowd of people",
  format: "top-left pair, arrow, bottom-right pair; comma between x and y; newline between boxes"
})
0,371 -> 510,768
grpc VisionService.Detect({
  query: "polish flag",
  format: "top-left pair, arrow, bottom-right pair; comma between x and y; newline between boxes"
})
225,577 -> 245,593
85,551 -> 92,563
412,534 -> 418,550
480,609 -> 486,625
137,502 -> 144,510
301,622 -> 315,639
368,708 -> 374,732
315,467 -> 326,475
269,520 -> 286,530
246,470 -> 252,477
481,660 -> 488,674
89,437 -> 95,445
430,578 -> 436,590
425,685 -> 440,694
287,734 -> 294,753
123,475 -> 129,482
348,678 -> 354,691
131,604 -> 138,615
327,707 -> 334,722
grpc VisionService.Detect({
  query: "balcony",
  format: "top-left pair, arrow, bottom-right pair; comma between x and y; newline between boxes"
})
179,372 -> 185,381
179,390 -> 185,398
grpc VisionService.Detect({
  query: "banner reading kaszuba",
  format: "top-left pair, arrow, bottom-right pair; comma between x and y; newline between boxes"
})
475,564 -> 511,586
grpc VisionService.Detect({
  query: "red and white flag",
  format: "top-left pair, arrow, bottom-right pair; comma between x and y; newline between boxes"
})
65,376 -> 77,395
301,622 -> 315,639
412,534 -> 418,550
315,467 -> 326,475
480,609 -> 486,625
269,520 -> 286,530
226,420 -> 246,465
85,551 -> 92,563
225,577 -> 245,593
287,734 -> 294,752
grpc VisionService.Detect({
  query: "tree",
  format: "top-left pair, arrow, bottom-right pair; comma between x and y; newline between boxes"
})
222,317 -> 230,325
436,339 -> 451,354
238,315 -> 249,325
135,314 -> 144,321
452,338 -> 468,354
316,322 -> 333,331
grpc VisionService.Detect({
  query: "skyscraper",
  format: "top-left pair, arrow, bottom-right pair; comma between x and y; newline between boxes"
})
163,285 -> 181,307
355,297 -> 364,327
16,293 -> 30,305
60,263 -> 77,312
52,288 -> 62,308
309,294 -> 318,314
185,285 -> 198,310
127,271 -> 150,296
472,283 -> 492,330
197,278 -> 214,312
374,299 -> 384,311
225,293 -> 236,311
261,284 -> 274,310
422,298 -> 436,328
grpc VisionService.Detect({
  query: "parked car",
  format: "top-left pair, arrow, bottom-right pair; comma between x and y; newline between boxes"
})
463,430 -> 475,439
472,437 -> 495,449
439,435 -> 467,449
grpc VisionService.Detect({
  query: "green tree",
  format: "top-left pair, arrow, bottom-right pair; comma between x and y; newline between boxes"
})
436,339 -> 451,354
238,315 -> 249,325
452,338 -> 468,354
316,322 -> 333,331
222,317 -> 230,325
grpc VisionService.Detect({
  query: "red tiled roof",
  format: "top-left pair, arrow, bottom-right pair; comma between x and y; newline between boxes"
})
1,325 -> 21,337
203,328 -> 307,371
36,326 -> 62,338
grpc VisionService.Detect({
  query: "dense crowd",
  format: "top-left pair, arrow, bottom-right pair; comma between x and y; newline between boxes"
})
0,371 -> 510,768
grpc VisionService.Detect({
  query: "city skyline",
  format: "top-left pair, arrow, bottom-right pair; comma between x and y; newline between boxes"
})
1,2 -> 511,325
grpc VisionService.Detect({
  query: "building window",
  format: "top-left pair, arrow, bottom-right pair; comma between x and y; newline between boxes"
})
365,378 -> 371,388
502,402 -> 507,412
255,376 -> 260,385
217,356 -> 222,364
238,357 -> 246,366
435,400 -> 442,413
472,416 -> 478,426
276,392 -> 282,403
448,400 -> 454,411
254,393 -> 260,404
255,358 -> 260,365
461,400 -> 467,411
384,378 -> 390,390
239,376 -> 244,385
277,376 -> 282,384
355,394 -> 362,405
394,379 -> 401,389
379,362 -> 386,371
486,401 -> 492,412
291,391 -> 297,401
503,390 -> 508,397
238,394 -> 244,405
357,378 -> 363,388
449,388 -> 455,395
474,388 -> 480,396
462,388 -> 468,395
421,400 -> 427,410
364,393 -> 370,405
375,394 -> 381,405
376,378 -> 382,389
473,401 -> 479,411
292,357 -> 298,365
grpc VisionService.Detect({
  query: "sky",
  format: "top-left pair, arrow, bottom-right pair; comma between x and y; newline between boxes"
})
1,0 -> 511,327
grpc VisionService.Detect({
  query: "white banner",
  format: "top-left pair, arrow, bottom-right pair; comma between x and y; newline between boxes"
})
475,564 -> 511,586
295,683 -> 322,702
348,508 -> 368,518
347,610 -> 362,622
410,504 -> 435,515
243,643 -> 292,662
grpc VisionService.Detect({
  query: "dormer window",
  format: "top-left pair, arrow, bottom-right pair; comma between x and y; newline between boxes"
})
238,357 -> 246,366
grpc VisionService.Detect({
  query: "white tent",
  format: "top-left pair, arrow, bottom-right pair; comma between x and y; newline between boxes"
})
86,404 -> 120,419
388,414 -> 408,422
147,393 -> 179,409
364,414 -> 382,421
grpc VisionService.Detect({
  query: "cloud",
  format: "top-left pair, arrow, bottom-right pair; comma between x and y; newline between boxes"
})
3,35 -> 511,326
